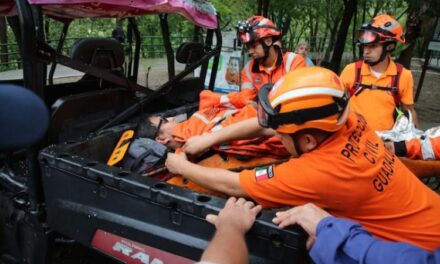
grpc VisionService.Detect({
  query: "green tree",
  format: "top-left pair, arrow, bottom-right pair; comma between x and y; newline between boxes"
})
397,0 -> 440,68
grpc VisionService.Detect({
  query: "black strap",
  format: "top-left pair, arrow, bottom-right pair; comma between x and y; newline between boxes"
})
352,61 -> 403,106
131,150 -> 168,172
273,96 -> 347,125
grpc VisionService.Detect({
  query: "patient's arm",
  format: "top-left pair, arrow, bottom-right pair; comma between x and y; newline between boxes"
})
183,117 -> 275,155
166,152 -> 247,197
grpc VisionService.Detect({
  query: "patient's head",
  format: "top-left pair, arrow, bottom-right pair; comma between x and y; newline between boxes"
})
141,115 -> 182,150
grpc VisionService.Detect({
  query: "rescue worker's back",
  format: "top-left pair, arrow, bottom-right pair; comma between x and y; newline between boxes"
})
239,112 -> 440,251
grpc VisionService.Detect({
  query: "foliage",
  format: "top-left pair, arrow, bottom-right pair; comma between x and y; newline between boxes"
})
1,0 -> 439,72
210,0 -> 256,30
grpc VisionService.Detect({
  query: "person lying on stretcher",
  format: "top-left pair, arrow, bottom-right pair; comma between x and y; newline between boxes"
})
384,127 -> 440,161
125,104 -> 290,195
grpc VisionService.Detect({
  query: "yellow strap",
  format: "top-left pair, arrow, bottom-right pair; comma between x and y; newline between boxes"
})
107,130 -> 135,166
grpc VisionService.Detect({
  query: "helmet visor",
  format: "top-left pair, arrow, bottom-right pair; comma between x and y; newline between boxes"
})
356,30 -> 381,44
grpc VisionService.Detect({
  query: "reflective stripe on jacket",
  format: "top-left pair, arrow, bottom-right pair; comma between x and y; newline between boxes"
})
173,105 -> 289,158
199,51 -> 306,110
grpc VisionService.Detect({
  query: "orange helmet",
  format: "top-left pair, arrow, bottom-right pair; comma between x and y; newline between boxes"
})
236,16 -> 281,44
357,14 -> 405,45
257,67 -> 349,134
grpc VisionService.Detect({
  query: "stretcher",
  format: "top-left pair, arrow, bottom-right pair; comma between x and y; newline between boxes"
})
400,158 -> 440,179
166,153 -> 287,196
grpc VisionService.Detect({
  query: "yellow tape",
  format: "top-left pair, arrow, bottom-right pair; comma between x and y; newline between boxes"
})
107,130 -> 134,166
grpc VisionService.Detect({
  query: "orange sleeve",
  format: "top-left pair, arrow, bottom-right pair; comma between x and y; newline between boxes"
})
339,63 -> 356,94
215,67 -> 256,109
225,89 -> 256,109
199,90 -> 221,110
290,55 -> 307,71
398,68 -> 414,105
404,136 -> 440,160
238,161 -> 320,208
198,68 -> 256,110
404,138 -> 423,160
432,136 -> 440,160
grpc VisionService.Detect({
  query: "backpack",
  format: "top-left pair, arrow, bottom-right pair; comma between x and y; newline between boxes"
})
349,60 -> 404,106
122,138 -> 168,174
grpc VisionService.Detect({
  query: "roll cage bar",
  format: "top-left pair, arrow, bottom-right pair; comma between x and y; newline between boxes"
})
14,0 -> 222,213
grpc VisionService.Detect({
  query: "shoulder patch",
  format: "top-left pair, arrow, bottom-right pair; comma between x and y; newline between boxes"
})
255,166 -> 274,182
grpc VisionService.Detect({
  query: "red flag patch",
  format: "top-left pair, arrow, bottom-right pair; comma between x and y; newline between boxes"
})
255,166 -> 274,182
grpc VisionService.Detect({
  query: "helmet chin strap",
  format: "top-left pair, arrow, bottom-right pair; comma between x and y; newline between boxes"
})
259,39 -> 272,62
291,134 -> 304,156
364,42 -> 391,66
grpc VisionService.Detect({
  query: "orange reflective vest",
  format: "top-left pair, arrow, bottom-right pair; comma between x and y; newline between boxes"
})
167,105 -> 289,195
397,136 -> 440,160
199,51 -> 306,110
172,105 -> 289,158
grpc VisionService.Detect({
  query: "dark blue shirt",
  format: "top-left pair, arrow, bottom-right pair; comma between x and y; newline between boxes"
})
310,216 -> 440,264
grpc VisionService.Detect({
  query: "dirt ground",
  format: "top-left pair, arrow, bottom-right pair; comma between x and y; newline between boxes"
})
410,59 -> 440,128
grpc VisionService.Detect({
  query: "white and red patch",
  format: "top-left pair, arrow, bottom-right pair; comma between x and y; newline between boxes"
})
255,166 -> 274,182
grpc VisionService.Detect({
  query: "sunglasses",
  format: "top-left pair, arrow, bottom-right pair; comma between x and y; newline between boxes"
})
154,116 -> 168,138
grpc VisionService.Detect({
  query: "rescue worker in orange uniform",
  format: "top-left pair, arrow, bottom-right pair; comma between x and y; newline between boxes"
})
199,16 -> 306,110
166,67 -> 440,251
340,14 -> 419,131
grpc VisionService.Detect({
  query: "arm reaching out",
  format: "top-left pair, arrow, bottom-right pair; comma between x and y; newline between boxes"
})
272,203 -> 440,264
272,203 -> 331,249
165,152 -> 247,197
200,197 -> 262,264
184,117 -> 274,156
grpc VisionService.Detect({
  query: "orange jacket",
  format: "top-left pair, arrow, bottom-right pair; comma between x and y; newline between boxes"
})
199,51 -> 306,110
239,112 -> 440,251
172,105 -> 289,158
394,135 -> 440,160
167,105 -> 289,195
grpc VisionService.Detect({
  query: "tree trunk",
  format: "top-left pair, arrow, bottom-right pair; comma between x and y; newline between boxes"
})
351,0 -> 358,61
0,16 -> 8,64
280,15 -> 291,43
330,0 -> 357,73
262,0 -> 270,17
397,3 -> 436,69
6,16 -> 21,68
324,18 -> 340,61
257,0 -> 263,15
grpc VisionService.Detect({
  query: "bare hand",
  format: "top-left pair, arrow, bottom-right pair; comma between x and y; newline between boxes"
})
272,203 -> 331,249
165,152 -> 188,175
183,133 -> 213,156
206,197 -> 262,235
